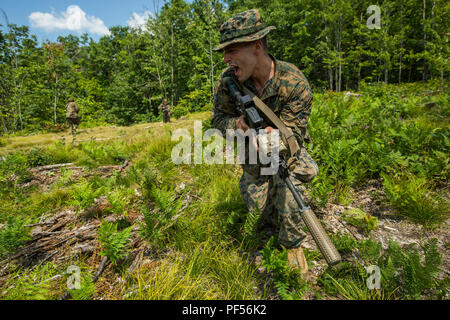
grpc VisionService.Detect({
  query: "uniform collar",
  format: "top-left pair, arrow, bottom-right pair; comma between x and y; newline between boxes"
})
243,53 -> 279,101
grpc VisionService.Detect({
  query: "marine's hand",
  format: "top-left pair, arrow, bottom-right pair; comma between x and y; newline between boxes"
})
265,126 -> 274,134
235,115 -> 249,132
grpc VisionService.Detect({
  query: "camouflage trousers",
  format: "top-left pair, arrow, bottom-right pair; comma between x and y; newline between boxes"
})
66,117 -> 79,133
163,111 -> 171,123
239,148 -> 318,249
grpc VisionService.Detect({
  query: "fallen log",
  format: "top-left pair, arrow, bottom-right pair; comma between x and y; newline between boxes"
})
34,163 -> 75,172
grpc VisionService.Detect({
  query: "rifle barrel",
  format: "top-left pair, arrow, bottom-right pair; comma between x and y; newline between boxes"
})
284,175 -> 342,266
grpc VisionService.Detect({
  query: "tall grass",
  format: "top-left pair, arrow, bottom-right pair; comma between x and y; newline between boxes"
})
124,240 -> 262,300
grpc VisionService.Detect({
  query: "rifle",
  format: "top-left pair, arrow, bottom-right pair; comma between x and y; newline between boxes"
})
224,77 -> 342,266
226,77 -> 264,131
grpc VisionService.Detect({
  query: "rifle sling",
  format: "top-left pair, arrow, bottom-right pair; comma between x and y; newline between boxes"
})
240,85 -> 300,158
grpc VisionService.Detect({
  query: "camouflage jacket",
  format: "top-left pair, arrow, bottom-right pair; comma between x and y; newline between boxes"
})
66,102 -> 79,118
212,55 -> 313,175
158,103 -> 171,113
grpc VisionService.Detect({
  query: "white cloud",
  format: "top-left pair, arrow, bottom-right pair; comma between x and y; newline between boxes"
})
29,5 -> 110,36
127,11 -> 152,31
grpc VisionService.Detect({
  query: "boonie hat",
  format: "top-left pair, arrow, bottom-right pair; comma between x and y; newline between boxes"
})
214,9 -> 276,51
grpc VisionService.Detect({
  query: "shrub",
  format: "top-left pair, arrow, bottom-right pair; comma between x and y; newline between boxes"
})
24,147 -> 52,167
171,105 -> 189,119
177,87 -> 211,113
0,138 -> 8,147
0,152 -> 30,187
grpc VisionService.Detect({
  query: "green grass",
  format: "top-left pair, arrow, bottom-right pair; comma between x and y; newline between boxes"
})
1,262 -> 65,300
382,173 -> 449,230
0,82 -> 448,300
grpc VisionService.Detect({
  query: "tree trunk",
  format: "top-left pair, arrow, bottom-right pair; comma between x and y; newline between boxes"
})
423,0 -> 427,81
335,68 -> 338,91
430,0 -> 435,79
18,76 -> 24,130
209,31 -> 214,102
154,56 -> 165,99
54,74 -> 58,125
358,1 -> 364,91
385,62 -> 388,84
170,23 -> 174,105
408,64 -> 412,82
324,17 -> 333,91
399,0 -> 403,84
12,65 -> 17,131
0,114 -> 8,134
339,14 -> 342,92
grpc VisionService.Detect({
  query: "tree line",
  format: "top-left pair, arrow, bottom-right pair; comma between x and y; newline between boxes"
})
0,0 -> 448,134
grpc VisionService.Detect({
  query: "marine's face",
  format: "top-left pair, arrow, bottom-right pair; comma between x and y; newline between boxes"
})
223,42 -> 257,83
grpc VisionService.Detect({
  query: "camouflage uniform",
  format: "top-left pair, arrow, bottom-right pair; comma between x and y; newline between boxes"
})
212,10 -> 318,249
158,101 -> 171,123
65,98 -> 80,134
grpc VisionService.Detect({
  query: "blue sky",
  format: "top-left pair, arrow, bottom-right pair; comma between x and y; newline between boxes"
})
0,1 -> 163,44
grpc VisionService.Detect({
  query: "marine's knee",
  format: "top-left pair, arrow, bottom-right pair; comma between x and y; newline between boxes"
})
288,149 -> 319,183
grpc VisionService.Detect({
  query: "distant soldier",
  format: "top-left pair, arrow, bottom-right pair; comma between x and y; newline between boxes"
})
158,98 -> 171,123
65,97 -> 80,134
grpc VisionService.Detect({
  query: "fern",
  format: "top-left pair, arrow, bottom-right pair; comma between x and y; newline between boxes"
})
69,275 -> 96,300
106,186 -> 133,215
274,281 -> 293,300
98,221 -> 133,264
242,208 -> 262,245
0,216 -> 31,257
357,238 -> 382,264
331,232 -> 358,254
139,186 -> 183,245
70,181 -> 104,213
56,167 -> 73,187
318,238 -> 446,300
151,185 -> 182,219
260,236 -> 308,300
381,238 -> 444,299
